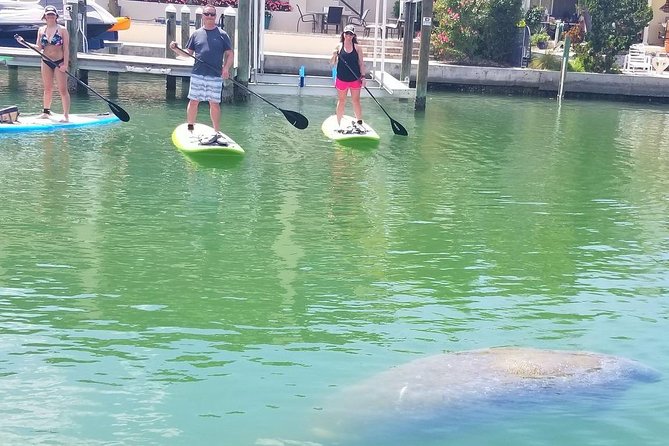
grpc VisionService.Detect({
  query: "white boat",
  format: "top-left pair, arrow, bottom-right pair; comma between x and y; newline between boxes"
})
0,0 -> 127,49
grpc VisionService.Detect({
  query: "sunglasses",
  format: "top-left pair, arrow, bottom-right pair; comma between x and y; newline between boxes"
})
203,12 -> 216,16
344,31 -> 354,35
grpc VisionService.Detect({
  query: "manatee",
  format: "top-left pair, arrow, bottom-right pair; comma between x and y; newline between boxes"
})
308,347 -> 660,444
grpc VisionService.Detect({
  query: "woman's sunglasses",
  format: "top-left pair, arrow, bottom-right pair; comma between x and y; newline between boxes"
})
344,31 -> 354,35
203,12 -> 216,16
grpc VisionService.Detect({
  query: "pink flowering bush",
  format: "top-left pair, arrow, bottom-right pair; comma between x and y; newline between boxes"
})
431,0 -> 486,62
431,0 -> 522,64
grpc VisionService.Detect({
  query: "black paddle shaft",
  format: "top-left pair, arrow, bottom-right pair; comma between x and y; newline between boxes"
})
173,44 -> 308,130
14,35 -> 130,122
338,56 -> 408,136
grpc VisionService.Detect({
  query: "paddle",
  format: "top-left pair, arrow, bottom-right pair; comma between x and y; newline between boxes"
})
173,44 -> 308,130
14,34 -> 130,122
338,56 -> 408,136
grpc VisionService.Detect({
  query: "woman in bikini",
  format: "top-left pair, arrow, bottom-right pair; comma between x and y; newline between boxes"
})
35,5 -> 70,122
330,24 -> 366,130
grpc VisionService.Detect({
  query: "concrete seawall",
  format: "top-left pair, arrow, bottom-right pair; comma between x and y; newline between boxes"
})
116,24 -> 669,101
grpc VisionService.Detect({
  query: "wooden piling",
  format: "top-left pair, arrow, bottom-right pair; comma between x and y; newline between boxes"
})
234,1 -> 250,103
180,6 -> 191,94
66,0 -> 79,92
165,5 -> 177,97
8,65 -> 18,89
400,0 -> 415,85
180,6 -> 191,49
414,0 -> 433,111
222,7 -> 237,104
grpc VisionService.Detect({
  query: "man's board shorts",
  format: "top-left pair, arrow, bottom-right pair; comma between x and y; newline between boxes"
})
335,78 -> 362,91
188,74 -> 223,102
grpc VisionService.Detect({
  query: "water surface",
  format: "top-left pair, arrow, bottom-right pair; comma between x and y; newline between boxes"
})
1,70 -> 668,445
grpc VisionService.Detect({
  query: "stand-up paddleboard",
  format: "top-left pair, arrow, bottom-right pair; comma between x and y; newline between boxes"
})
321,114 -> 380,143
0,113 -> 120,134
171,123 -> 244,156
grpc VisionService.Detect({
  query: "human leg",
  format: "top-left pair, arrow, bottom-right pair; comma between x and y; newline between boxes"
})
208,101 -> 221,132
351,87 -> 363,122
336,88 -> 348,127
54,69 -> 70,122
186,99 -> 199,128
40,62 -> 55,117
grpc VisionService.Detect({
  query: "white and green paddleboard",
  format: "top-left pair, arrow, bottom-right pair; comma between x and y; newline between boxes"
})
321,115 -> 380,143
171,123 -> 244,155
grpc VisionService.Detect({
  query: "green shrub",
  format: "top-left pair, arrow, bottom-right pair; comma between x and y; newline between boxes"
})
524,5 -> 544,34
530,32 -> 549,46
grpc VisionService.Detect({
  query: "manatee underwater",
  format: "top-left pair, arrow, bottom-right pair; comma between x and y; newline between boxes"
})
292,347 -> 661,445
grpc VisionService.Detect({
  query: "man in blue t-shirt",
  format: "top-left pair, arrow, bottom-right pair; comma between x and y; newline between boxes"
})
170,4 -> 233,135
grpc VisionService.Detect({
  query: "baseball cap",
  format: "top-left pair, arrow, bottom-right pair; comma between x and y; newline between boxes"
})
43,5 -> 58,17
343,24 -> 355,34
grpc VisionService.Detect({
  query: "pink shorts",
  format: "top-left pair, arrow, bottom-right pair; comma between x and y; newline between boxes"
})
335,78 -> 362,91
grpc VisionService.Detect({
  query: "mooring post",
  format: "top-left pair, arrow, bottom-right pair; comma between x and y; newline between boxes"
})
65,0 -> 80,92
180,5 -> 192,94
222,6 -> 237,104
180,6 -> 191,49
8,66 -> 18,88
195,7 -> 202,29
414,0 -> 433,111
399,0 -> 415,86
234,1 -> 249,103
165,5 -> 177,96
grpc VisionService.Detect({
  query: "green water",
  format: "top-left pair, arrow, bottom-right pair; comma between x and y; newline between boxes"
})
1,71 -> 668,446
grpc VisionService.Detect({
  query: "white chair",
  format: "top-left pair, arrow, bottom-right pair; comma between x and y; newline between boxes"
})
623,44 -> 653,73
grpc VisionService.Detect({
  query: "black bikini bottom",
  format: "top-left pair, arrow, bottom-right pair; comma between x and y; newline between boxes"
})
42,58 -> 64,70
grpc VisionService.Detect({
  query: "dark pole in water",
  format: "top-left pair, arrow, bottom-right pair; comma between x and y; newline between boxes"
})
235,0 -> 250,103
165,5 -> 177,96
415,0 -> 433,111
222,7 -> 236,104
65,0 -> 79,93
399,0 -> 415,85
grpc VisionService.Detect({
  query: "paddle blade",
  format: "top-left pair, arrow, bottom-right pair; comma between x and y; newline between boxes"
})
108,101 -> 130,122
391,119 -> 408,136
281,109 -> 309,129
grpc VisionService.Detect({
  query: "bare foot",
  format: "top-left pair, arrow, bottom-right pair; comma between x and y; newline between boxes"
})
59,116 -> 69,123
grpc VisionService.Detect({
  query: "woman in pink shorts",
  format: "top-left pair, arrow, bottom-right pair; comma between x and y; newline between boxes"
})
330,24 -> 367,129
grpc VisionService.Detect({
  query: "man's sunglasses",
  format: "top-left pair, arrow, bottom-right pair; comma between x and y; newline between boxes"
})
203,12 -> 216,16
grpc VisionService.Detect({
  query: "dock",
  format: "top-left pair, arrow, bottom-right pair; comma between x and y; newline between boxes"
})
0,44 -> 414,98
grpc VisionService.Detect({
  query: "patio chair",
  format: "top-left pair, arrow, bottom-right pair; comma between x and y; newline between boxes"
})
623,44 -> 653,73
323,6 -> 343,34
347,8 -> 369,27
385,18 -> 402,39
296,4 -> 318,33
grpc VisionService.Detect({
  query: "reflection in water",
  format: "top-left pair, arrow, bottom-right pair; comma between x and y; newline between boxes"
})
0,78 -> 668,445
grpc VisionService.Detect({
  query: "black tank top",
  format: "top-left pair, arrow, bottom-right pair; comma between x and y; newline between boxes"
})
337,45 -> 361,82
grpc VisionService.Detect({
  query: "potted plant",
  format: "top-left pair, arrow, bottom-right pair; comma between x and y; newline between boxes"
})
531,31 -> 549,49
264,0 -> 292,29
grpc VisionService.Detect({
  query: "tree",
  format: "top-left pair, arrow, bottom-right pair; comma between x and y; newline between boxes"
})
579,0 -> 653,73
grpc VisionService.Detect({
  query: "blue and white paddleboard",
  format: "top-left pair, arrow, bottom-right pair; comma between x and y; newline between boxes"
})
321,114 -> 380,143
0,112 -> 120,133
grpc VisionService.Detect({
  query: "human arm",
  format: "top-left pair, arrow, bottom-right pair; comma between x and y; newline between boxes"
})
356,45 -> 366,85
59,27 -> 69,71
329,45 -> 340,66
222,48 -> 233,79
169,41 -> 193,56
